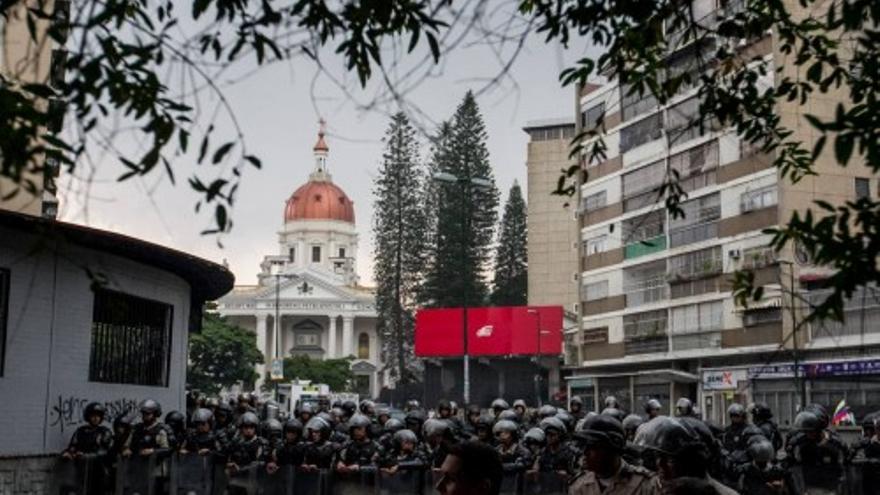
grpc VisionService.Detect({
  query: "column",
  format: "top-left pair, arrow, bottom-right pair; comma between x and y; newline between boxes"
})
342,315 -> 354,357
327,315 -> 338,358
255,314 -> 268,387
297,239 -> 306,267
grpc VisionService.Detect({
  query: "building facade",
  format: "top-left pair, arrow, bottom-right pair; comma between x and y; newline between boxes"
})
567,0 -> 880,426
217,126 -> 384,399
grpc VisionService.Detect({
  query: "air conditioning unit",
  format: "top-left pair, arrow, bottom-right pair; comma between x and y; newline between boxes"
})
728,248 -> 742,260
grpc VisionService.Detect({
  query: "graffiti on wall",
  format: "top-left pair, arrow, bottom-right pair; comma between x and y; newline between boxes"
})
48,395 -> 140,433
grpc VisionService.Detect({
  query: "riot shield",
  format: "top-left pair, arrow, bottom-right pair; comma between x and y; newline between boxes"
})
258,464 -> 294,495
426,468 -> 442,494
169,453 -> 213,495
789,465 -> 846,495
225,462 -> 261,495
522,471 -> 566,495
848,458 -> 880,495
499,471 -> 522,495
54,457 -> 91,495
293,467 -> 327,495
116,455 -> 157,495
378,467 -> 424,495
211,463 -> 229,495
330,466 -> 378,495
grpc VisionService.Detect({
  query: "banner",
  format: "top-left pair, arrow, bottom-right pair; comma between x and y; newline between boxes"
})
414,306 -> 563,357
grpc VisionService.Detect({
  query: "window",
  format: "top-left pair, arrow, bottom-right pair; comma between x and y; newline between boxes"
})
622,160 -> 666,211
583,102 -> 606,130
671,301 -> 723,334
295,333 -> 320,347
669,193 -> 721,248
623,309 -> 669,354
740,185 -> 777,213
620,113 -> 664,152
0,268 -> 8,376
311,245 -> 322,263
621,84 -> 658,122
743,307 -> 782,327
855,178 -> 870,200
582,327 -> 609,344
669,140 -> 719,192
624,260 -> 668,307
288,247 -> 296,262
622,210 -> 665,245
338,247 -> 346,258
741,246 -> 777,269
584,235 -> 608,255
358,333 -> 370,359
89,289 -> 173,387
584,280 -> 609,301
666,97 -> 704,147
582,190 -> 608,212
668,246 -> 722,281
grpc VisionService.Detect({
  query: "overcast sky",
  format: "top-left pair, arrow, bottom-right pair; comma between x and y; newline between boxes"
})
59,20 -> 580,286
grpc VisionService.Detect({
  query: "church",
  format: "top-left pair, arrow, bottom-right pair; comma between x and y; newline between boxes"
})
217,124 -> 384,398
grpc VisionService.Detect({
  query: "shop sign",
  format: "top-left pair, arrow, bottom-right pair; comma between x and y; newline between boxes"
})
568,378 -> 594,389
702,370 -> 746,390
748,359 -> 880,379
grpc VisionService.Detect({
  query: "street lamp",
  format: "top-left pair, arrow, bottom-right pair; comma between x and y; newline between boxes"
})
272,270 -> 299,401
433,171 -> 493,406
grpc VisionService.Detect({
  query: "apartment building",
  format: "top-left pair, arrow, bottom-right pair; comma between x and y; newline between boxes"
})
0,0 -> 67,217
566,0 -> 880,426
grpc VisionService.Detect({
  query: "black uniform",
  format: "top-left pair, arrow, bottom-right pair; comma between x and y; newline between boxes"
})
180,430 -> 219,453
536,442 -> 573,474
304,440 -> 339,469
496,442 -> 532,473
225,435 -> 267,467
66,424 -> 113,456
128,421 -> 169,452
737,462 -> 796,495
337,438 -> 381,467
274,440 -> 306,466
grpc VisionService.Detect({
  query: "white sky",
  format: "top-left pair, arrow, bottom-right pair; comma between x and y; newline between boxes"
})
58,22 -> 581,286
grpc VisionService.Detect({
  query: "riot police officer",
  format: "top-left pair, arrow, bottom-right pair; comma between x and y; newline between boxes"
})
336,414 -> 381,473
125,399 -> 169,457
268,418 -> 305,470
535,417 -> 572,477
491,398 -> 510,418
163,410 -> 186,450
621,414 -> 645,466
523,427 -> 546,459
750,402 -> 782,452
737,439 -> 794,495
224,412 -> 267,475
570,396 -> 586,420
644,399 -> 662,420
493,419 -> 532,473
786,410 -> 848,493
180,408 -> 218,455
422,418 -> 456,468
675,398 -> 695,418
569,415 -> 657,495
63,402 -> 113,459
379,429 -> 425,475
302,417 -> 339,471
474,413 -> 496,446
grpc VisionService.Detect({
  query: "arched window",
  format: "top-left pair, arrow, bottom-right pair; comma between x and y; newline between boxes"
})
357,333 -> 370,360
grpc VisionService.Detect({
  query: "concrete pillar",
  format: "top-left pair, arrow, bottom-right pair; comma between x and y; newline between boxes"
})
255,314 -> 267,387
327,315 -> 338,358
342,316 -> 354,357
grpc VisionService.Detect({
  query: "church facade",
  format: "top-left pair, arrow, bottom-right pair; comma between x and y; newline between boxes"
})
217,125 -> 384,398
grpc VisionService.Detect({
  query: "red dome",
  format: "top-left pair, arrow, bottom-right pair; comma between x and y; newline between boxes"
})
284,180 -> 355,223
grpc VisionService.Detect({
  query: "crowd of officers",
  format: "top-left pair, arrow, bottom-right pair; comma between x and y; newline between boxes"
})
62,392 -> 880,494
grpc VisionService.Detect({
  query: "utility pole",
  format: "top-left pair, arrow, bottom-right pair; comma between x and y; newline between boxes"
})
528,308 -> 543,406
780,260 -> 806,410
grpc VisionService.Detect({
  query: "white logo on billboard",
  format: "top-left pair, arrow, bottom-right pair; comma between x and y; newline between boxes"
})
475,325 -> 493,337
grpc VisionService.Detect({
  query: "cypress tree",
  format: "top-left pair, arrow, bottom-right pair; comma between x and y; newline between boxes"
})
422,91 -> 500,308
372,112 -> 427,384
491,181 -> 528,306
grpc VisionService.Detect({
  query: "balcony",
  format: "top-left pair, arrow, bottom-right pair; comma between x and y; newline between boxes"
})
807,287 -> 880,341
625,336 -> 669,355
671,330 -> 721,352
668,221 -> 718,248
667,257 -> 723,283
624,234 -> 667,260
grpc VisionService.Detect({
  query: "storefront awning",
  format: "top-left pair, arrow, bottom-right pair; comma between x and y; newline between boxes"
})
566,368 -> 699,383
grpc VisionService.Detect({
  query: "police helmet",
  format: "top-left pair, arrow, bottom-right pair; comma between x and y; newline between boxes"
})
376,406 -> 391,419
140,399 -> 162,417
644,399 -> 662,414
748,439 -> 775,464
348,414 -> 372,431
165,410 -> 186,430
750,402 -> 773,422
476,414 -> 496,430
406,399 -> 421,411
316,412 -> 334,426
513,399 -> 527,410
405,409 -> 426,429
491,399 -> 510,412
604,396 -> 620,409
794,411 -> 822,432
727,403 -> 746,418
238,412 -> 260,428
675,398 -> 693,417
622,414 -> 644,435
384,418 -> 405,434
555,410 -> 575,432
570,396 -> 584,408
113,414 -> 133,431
262,400 -> 280,420
191,408 -> 213,425
264,418 -> 283,436
305,417 -> 331,437
359,400 -> 376,416
329,407 -> 344,421
524,427 -> 546,446
216,401 -> 233,415
492,419 -> 519,438
423,418 -> 451,439
467,404 -> 481,416
83,402 -> 106,422
393,429 -> 418,449
539,417 -> 567,435
284,418 -> 303,435
574,414 -> 626,452
804,403 -> 830,428
437,399 -> 452,412
341,400 -> 358,417
601,407 -> 626,422
643,417 -> 702,456
538,405 -> 558,419
498,409 -> 519,423
300,402 -> 315,416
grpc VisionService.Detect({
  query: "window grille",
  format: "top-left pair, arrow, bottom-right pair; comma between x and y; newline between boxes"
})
584,280 -> 609,301
620,113 -> 664,151
582,190 -> 608,212
668,246 -> 723,281
740,185 -> 777,213
621,85 -> 659,122
624,260 -> 668,307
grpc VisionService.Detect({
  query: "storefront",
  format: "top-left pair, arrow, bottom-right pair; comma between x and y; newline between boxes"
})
567,369 -> 699,415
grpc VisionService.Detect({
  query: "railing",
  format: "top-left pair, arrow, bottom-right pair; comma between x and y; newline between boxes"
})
667,258 -> 723,282
624,234 -> 667,260
624,335 -> 669,355
668,220 -> 718,248
52,453 -> 569,495
806,287 -> 880,340
671,330 -> 721,351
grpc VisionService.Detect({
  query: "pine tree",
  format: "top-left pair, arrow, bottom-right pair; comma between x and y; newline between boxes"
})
372,112 -> 428,384
422,91 -> 500,308
491,181 -> 528,306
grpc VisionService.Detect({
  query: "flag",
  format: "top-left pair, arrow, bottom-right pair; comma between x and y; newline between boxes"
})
832,399 -> 850,425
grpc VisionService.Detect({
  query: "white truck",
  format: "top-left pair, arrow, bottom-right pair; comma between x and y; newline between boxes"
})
286,380 -> 359,413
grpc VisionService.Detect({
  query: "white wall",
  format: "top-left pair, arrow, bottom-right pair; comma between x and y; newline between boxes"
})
0,227 -> 191,456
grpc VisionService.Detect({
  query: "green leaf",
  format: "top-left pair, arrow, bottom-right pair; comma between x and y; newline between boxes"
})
834,134 -> 854,165
212,142 -> 235,164
244,155 -> 262,169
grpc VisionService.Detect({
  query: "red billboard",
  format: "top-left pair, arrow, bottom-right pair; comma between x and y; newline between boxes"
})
415,306 -> 563,357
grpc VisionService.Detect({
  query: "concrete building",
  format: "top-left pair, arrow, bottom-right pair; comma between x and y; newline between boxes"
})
566,0 -> 879,426
0,0 -> 67,217
0,209 -> 232,474
217,125 -> 384,399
